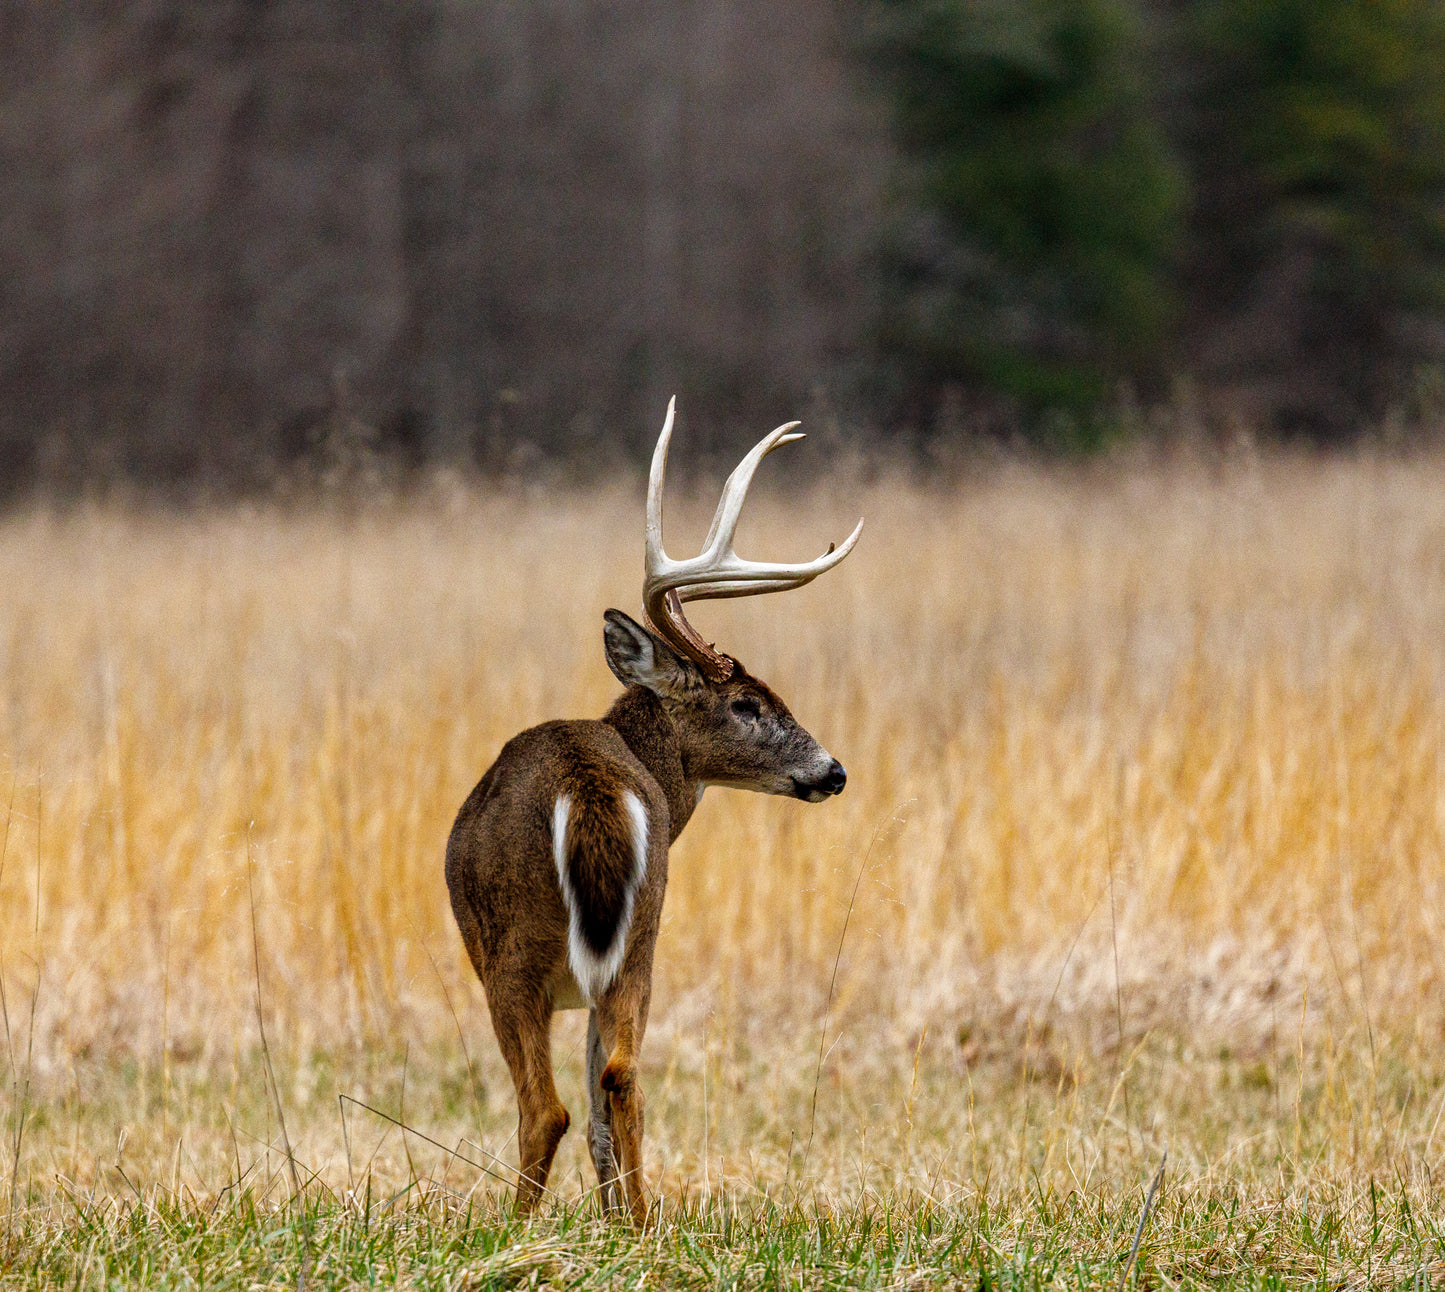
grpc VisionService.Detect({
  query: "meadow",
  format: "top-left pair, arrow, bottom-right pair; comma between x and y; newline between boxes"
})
2,451 -> 1445,1287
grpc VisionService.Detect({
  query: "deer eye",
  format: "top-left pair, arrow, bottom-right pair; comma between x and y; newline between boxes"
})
729,696 -> 762,722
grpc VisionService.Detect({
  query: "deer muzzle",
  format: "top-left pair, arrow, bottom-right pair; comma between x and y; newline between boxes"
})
791,758 -> 847,802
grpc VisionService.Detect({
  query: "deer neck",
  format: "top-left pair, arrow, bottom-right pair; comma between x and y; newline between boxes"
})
602,687 -> 699,844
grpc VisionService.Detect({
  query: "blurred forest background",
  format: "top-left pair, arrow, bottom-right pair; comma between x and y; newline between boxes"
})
4,0 -> 1445,494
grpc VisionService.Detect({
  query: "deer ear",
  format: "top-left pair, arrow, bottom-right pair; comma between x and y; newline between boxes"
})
603,609 -> 697,695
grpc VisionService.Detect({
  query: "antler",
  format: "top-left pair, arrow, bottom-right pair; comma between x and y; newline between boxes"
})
643,397 -> 864,682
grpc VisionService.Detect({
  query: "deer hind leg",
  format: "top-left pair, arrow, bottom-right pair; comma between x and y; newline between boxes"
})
594,999 -> 649,1227
489,988 -> 569,1216
585,1010 -> 623,1214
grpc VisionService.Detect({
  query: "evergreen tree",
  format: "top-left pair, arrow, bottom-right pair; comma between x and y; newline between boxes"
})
872,0 -> 1185,443
1188,0 -> 1445,433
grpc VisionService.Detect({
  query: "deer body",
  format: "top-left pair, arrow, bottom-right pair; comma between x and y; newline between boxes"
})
445,401 -> 860,1224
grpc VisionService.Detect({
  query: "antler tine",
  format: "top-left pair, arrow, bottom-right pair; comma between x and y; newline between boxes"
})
699,421 -> 805,556
645,395 -> 676,563
644,397 -> 733,679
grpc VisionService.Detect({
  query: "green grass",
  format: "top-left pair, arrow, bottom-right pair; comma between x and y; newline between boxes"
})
6,1171 -> 1443,1289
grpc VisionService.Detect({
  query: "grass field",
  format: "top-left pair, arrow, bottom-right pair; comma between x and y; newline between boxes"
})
3,453 -> 1445,1287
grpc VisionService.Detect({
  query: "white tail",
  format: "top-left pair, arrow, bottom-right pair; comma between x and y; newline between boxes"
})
552,791 -> 649,1004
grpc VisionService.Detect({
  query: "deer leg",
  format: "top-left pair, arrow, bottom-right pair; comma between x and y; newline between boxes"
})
490,989 -> 569,1216
594,1000 -> 649,1227
585,1010 -> 622,1214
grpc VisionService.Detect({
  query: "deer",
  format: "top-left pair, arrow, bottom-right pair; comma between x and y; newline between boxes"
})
444,398 -> 862,1225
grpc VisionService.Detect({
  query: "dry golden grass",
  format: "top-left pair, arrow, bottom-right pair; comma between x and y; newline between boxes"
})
3,453 -> 1445,1284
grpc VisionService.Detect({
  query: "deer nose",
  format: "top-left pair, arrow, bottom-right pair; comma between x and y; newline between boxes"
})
821,760 -> 847,795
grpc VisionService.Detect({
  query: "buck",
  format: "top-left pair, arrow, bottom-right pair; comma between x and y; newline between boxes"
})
445,399 -> 862,1225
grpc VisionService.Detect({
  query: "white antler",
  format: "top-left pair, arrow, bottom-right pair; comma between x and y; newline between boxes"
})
643,397 -> 864,681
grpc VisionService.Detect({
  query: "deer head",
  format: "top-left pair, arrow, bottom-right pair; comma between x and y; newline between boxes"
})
607,397 -> 863,801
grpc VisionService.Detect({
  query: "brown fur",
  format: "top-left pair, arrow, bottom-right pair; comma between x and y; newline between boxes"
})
444,611 -> 844,1224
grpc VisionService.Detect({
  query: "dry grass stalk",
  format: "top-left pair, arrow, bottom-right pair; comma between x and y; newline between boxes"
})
0,456 -> 1443,1237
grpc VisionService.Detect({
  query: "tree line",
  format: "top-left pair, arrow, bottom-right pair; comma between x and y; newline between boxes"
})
2,0 -> 1444,493
875,0 -> 1445,447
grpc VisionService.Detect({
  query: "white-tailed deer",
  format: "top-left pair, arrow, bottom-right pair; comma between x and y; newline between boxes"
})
445,399 -> 862,1224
